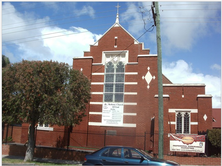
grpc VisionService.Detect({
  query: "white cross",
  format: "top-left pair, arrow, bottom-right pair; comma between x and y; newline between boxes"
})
116,3 -> 120,14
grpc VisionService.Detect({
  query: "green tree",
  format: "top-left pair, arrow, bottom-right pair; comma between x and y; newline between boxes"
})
2,60 -> 91,161
2,55 -> 10,68
208,129 -> 221,147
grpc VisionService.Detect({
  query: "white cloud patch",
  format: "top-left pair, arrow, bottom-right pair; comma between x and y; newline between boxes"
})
163,60 -> 221,108
159,2 -> 221,53
41,26 -> 100,65
211,64 -> 221,71
2,2 -> 101,66
121,3 -> 145,34
74,5 -> 95,18
122,2 -> 221,53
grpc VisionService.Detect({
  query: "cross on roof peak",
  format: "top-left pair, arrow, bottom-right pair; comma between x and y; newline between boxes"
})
115,3 -> 120,24
116,3 -> 120,14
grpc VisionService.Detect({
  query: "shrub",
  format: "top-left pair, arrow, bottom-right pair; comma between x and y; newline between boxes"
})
207,129 -> 221,147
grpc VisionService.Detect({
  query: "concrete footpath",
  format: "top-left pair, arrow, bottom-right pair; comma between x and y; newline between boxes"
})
2,155 -> 83,165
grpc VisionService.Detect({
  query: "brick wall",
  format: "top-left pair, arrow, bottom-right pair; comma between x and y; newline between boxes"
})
2,144 -> 221,165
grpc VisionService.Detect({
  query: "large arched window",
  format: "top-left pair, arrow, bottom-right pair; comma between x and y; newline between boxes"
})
104,61 -> 125,102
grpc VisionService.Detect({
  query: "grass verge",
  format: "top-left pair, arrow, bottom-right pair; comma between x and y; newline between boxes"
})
2,157 -> 80,165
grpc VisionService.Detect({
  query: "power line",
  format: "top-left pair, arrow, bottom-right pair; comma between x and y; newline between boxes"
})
2,2 -> 72,15
2,6 -> 148,34
161,16 -> 221,19
2,23 -> 110,45
139,6 -> 154,31
2,21 -> 150,46
161,8 -> 219,11
2,6 -> 133,27
160,3 -> 220,6
160,19 -> 220,23
2,14 -> 114,35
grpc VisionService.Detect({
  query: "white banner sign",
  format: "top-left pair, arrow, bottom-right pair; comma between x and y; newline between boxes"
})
102,103 -> 124,126
170,134 -> 205,153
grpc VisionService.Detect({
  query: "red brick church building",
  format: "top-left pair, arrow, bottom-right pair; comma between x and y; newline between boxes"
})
71,11 -> 212,154
4,9 -> 213,155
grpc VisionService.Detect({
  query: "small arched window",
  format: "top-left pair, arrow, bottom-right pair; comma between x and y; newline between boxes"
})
176,112 -> 190,134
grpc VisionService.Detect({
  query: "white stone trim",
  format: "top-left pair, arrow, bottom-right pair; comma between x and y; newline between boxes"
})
37,127 -> 54,131
163,84 -> 205,87
88,122 -> 136,127
92,73 -> 104,75
190,122 -> 198,125
90,102 -> 137,105
102,50 -> 129,65
124,82 -> 138,85
138,54 -> 157,57
92,72 -> 137,76
168,121 -> 198,125
91,92 -> 137,95
154,94 -> 170,98
92,63 -> 103,66
89,112 -> 102,115
91,82 -> 138,85
125,72 -> 138,75
73,56 -> 93,60
126,62 -> 138,65
168,122 -> 176,125
91,92 -> 103,95
197,94 -> 212,98
168,109 -> 198,113
124,113 -> 137,116
124,92 -> 137,95
91,82 -> 104,85
89,112 -> 137,116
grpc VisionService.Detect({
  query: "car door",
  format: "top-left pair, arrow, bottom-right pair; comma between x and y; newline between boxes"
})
100,147 -> 124,165
123,148 -> 148,165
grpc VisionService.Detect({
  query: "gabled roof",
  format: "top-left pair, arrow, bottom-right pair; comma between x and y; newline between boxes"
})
92,15 -> 140,46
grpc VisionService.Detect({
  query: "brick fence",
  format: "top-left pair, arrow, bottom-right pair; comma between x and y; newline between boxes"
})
2,144 -> 221,165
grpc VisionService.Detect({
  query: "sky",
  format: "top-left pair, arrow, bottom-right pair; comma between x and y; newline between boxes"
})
1,1 -> 221,108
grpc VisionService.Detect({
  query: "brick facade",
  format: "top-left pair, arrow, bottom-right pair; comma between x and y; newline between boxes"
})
3,16 -> 213,156
71,19 -> 213,154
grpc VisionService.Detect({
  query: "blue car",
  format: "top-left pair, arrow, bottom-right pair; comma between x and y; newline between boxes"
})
83,146 -> 179,165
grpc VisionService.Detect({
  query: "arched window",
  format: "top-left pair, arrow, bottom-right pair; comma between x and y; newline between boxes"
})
184,112 -> 190,134
104,61 -> 125,102
176,112 -> 182,134
176,111 -> 190,134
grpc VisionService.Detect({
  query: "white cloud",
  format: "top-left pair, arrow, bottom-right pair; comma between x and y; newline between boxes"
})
163,60 -> 221,108
2,2 -> 101,66
211,64 -> 221,71
122,2 -> 221,53
42,2 -> 59,12
74,5 -> 95,18
159,2 -> 220,53
121,3 -> 145,34
41,26 -> 100,65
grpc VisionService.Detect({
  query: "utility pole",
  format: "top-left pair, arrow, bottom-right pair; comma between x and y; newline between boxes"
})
151,1 -> 164,159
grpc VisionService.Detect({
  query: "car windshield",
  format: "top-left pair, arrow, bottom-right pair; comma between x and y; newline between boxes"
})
137,149 -> 152,159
